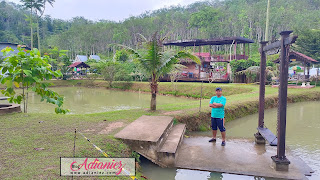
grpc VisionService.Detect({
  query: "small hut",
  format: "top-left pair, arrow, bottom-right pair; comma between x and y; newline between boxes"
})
68,62 -> 90,76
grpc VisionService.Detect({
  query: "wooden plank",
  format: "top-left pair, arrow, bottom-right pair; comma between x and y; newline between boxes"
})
257,127 -> 278,146
263,35 -> 298,52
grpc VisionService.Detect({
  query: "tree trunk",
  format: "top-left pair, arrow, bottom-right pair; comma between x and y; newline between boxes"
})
30,8 -> 33,49
109,78 -> 113,87
150,76 -> 158,111
37,16 -> 41,53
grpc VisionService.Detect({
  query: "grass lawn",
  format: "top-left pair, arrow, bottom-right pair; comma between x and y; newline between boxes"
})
1,81 -> 320,179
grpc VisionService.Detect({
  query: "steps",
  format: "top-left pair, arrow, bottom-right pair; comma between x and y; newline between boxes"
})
114,115 -> 186,167
157,124 -> 186,166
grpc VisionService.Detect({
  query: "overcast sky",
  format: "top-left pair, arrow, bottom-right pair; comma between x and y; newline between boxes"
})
7,0 -> 206,21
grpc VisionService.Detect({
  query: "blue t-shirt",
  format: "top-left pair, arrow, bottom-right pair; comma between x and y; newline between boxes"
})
210,96 -> 227,118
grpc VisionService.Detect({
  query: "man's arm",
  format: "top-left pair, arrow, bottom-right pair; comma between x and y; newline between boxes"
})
210,103 -> 223,108
211,103 -> 223,108
209,103 -> 217,108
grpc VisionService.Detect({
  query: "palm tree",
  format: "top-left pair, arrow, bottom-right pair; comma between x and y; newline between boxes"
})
20,0 -> 39,49
21,0 -> 55,51
121,33 -> 200,111
36,0 -> 55,52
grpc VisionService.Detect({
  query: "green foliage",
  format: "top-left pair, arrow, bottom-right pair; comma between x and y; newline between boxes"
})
114,49 -> 130,62
0,30 -> 21,43
115,62 -> 134,82
0,47 -> 69,114
131,151 -> 141,163
0,56 -> 4,64
244,66 -> 259,83
230,59 -> 257,74
2,0 -> 320,57
230,54 -> 276,76
189,6 -> 223,38
294,29 -> 320,61
100,61 -> 120,87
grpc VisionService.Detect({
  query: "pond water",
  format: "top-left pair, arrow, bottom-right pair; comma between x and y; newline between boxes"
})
140,101 -> 320,180
5,87 -> 193,114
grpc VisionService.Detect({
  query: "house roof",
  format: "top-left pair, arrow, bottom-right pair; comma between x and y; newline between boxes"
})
68,62 -> 90,68
163,37 -> 254,47
0,42 -> 31,50
273,51 -> 319,64
76,55 -> 88,62
89,55 -> 101,60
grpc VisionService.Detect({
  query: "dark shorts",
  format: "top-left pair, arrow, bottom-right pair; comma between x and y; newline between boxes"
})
211,117 -> 226,132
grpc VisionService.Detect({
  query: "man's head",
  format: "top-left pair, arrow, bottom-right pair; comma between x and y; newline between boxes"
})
216,87 -> 222,97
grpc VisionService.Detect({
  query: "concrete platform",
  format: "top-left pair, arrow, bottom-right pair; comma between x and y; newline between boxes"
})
0,104 -> 21,114
114,115 -> 186,167
175,137 -> 313,180
0,97 -> 9,100
114,115 -> 173,142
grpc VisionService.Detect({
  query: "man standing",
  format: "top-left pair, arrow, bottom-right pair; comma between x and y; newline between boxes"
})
209,87 -> 227,146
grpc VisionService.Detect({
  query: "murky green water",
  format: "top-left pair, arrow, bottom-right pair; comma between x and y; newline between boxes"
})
141,101 -> 320,180
3,87 -> 192,114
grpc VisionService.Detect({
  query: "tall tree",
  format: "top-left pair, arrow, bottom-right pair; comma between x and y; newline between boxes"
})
265,0 -> 270,41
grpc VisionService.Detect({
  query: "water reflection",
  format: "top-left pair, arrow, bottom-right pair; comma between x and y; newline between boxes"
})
9,87 -> 193,114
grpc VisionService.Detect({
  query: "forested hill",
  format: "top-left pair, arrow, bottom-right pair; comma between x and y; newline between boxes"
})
0,0 -> 319,58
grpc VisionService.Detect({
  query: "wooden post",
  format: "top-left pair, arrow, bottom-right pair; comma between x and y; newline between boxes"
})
199,46 -> 201,79
258,41 -> 268,128
304,60 -> 306,81
234,42 -> 237,60
255,41 -> 268,144
199,81 -> 203,112
307,64 -> 310,81
271,31 -> 291,171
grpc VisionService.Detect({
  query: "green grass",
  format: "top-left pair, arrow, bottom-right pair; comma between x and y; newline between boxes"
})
0,110 -> 161,179
1,80 -> 320,179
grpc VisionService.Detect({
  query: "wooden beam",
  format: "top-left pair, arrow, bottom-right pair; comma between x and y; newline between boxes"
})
263,35 -> 298,52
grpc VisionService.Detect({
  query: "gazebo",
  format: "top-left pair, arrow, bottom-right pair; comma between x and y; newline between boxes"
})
163,37 -> 255,82
273,51 -> 319,82
68,62 -> 90,76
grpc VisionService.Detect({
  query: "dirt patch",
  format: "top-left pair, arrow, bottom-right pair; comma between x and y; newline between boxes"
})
162,110 -> 184,115
98,122 -> 125,134
83,129 -> 96,132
